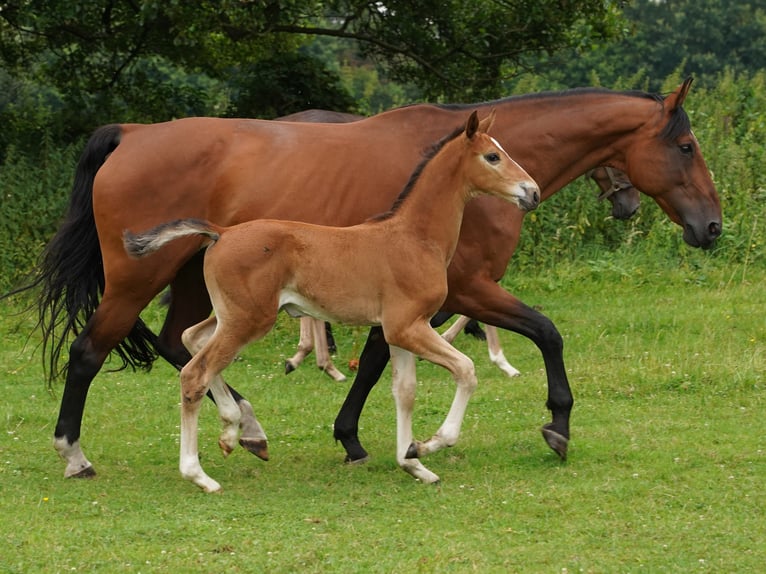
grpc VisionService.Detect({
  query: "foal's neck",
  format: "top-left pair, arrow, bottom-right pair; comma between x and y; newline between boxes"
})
382,151 -> 469,262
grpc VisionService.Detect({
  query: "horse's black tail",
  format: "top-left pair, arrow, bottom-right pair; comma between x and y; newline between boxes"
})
7,124 -> 159,382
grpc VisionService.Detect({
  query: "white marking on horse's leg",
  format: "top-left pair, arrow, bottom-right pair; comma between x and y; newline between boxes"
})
285,317 -> 314,373
390,345 -> 440,484
208,375 -> 241,458
53,437 -> 95,478
181,316 -> 240,457
179,318 -> 230,492
179,386 -> 221,493
440,315 -> 471,344
485,325 -> 521,377
311,319 -> 347,382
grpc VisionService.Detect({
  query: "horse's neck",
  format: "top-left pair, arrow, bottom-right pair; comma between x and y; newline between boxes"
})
476,92 -> 655,199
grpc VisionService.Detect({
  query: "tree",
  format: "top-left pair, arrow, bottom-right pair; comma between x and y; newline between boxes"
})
514,0 -> 766,91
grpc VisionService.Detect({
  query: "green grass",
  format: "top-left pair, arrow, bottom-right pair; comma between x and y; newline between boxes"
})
1,257 -> 764,573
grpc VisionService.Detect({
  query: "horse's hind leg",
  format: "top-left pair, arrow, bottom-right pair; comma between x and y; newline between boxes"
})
285,317 -> 314,374
485,326 -> 521,378
156,259 -> 267,459
389,346 -> 440,484
310,319 -> 347,382
180,312 -> 276,492
440,315 -> 470,344
182,317 -> 253,459
53,297 -> 154,478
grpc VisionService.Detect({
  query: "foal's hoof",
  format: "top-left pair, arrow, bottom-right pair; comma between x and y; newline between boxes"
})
66,465 -> 97,479
284,360 -> 296,375
541,425 -> 568,461
239,438 -> 270,461
405,442 -> 420,459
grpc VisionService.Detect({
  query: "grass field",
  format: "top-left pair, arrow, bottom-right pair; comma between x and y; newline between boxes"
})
1,256 -> 764,573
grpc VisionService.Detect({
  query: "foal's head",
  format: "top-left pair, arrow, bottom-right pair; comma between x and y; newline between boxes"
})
462,110 -> 540,212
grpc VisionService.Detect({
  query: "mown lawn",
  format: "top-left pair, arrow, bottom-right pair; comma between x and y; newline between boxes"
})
1,258 -> 764,573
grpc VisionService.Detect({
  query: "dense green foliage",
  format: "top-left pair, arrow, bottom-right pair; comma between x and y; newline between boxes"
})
0,0 -> 622,154
2,70 -> 764,293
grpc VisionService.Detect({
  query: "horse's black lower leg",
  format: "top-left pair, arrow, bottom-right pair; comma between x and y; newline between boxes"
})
53,333 -> 108,478
333,326 -> 390,462
463,319 -> 487,341
324,321 -> 337,354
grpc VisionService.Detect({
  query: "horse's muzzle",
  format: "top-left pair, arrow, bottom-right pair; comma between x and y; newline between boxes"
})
684,220 -> 722,250
519,183 -> 540,212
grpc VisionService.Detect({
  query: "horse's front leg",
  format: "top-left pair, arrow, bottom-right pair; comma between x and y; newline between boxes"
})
485,325 -> 521,378
333,326 -> 391,463
393,327 -> 478,460
389,346 -> 440,484
449,280 -> 573,459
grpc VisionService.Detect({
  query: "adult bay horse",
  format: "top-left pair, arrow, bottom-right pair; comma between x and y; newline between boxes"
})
32,79 -> 720,479
123,112 -> 540,490
278,110 -> 641,382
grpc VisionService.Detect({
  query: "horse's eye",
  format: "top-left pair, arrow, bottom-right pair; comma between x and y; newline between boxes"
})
485,152 -> 501,164
679,143 -> 694,156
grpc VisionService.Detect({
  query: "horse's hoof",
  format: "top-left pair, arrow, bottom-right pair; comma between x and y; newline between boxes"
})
344,454 -> 370,465
239,438 -> 269,461
541,426 -> 568,461
405,442 -> 420,459
66,465 -> 97,479
284,360 -> 296,375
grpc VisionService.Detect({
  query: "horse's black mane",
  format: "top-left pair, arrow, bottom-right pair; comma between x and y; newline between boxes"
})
428,87 -> 690,143
369,123 -> 465,222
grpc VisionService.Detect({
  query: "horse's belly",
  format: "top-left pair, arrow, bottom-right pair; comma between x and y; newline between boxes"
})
278,288 -> 381,326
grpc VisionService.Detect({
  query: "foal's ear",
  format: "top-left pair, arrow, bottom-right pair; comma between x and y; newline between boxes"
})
477,109 -> 496,133
465,110 -> 479,139
665,77 -> 693,112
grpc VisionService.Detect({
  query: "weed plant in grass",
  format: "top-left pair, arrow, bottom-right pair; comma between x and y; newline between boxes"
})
1,255 -> 763,572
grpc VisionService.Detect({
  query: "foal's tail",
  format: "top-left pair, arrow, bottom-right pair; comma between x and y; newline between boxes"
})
3,124 -> 158,382
123,219 -> 221,258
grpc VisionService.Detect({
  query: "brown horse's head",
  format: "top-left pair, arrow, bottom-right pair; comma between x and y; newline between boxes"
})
623,78 -> 722,248
589,167 -> 640,220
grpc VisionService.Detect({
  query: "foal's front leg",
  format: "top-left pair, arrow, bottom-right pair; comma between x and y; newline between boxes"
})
389,346 -> 440,484
398,326 -> 478,459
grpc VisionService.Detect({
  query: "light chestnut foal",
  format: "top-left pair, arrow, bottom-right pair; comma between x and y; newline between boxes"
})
123,111 -> 539,492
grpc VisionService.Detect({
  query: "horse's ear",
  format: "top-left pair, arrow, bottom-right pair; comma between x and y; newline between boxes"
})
465,110 -> 479,139
666,77 -> 694,111
478,109 -> 496,133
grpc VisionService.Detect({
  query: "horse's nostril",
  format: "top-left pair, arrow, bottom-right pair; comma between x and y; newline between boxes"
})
709,221 -> 722,237
533,191 -> 540,205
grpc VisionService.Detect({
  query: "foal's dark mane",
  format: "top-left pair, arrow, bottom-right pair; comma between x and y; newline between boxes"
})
369,123 -> 465,222
430,87 -> 690,143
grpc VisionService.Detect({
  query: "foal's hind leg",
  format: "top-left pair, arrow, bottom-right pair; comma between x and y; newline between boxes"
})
182,317 -> 250,459
158,261 -> 268,459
